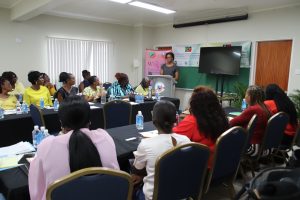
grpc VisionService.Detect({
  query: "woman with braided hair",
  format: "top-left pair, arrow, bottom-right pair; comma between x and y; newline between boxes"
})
230,85 -> 271,156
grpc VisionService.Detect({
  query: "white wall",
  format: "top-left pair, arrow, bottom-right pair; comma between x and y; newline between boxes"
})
0,8 -> 137,86
152,6 -> 300,109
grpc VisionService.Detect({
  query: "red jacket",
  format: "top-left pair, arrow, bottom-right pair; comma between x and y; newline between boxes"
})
230,104 -> 269,144
173,115 -> 215,168
264,100 -> 297,136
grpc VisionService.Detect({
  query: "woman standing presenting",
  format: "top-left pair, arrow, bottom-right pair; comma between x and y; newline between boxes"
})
160,52 -> 179,81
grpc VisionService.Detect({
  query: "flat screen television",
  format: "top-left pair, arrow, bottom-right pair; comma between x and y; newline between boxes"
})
199,46 -> 242,75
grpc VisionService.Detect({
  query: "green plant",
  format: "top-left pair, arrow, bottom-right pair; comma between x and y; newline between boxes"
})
290,89 -> 300,120
232,82 -> 248,108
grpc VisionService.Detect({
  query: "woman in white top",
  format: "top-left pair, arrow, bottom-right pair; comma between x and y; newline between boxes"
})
132,100 -> 190,200
29,96 -> 119,200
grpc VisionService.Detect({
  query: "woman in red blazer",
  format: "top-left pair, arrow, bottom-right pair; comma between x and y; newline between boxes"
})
173,86 -> 229,167
264,84 -> 298,147
230,85 -> 271,156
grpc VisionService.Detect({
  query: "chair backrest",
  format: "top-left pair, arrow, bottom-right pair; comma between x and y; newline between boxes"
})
260,112 -> 289,151
205,127 -> 246,192
29,104 -> 45,127
153,143 -> 210,200
46,167 -> 133,200
244,114 -> 258,153
293,127 -> 300,147
103,100 -> 132,129
103,82 -> 112,90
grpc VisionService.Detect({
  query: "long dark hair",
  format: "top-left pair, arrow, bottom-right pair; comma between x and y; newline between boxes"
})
266,84 -> 298,126
247,85 -> 271,118
153,100 -> 176,134
189,86 -> 229,141
58,96 -> 102,172
140,78 -> 150,90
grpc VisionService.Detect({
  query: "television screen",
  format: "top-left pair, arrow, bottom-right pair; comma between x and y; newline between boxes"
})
199,46 -> 242,75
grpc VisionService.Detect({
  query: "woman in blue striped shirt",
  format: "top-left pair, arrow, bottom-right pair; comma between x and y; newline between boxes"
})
108,73 -> 134,97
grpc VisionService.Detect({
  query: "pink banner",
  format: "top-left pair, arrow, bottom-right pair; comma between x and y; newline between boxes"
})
144,49 -> 170,76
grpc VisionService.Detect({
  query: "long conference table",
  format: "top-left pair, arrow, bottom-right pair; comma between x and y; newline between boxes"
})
0,97 -> 180,148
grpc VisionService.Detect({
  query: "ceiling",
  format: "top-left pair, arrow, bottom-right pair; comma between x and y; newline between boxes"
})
1,0 -> 300,26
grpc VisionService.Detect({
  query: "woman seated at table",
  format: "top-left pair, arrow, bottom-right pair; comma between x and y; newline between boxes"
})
108,73 -> 134,97
0,76 -> 18,110
79,70 -> 91,93
1,71 -> 25,97
23,71 -> 53,108
55,72 -> 78,102
264,84 -> 298,147
29,96 -> 119,200
83,75 -> 104,102
173,86 -> 229,167
40,73 -> 56,96
132,100 -> 190,200
135,77 -> 151,96
230,85 -> 271,156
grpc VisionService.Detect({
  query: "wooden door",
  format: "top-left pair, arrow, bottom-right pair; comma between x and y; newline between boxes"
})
255,40 -> 292,91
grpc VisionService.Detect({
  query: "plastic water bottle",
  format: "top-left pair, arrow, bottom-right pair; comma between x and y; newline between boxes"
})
40,97 -> 45,109
109,95 -> 114,102
101,90 -> 106,104
0,107 -> 4,119
148,86 -> 152,99
155,91 -> 160,101
36,126 -> 45,146
176,111 -> 180,126
16,101 -> 22,114
44,129 -> 50,137
140,94 -> 144,103
53,98 -> 59,111
136,111 -> 144,130
21,103 -> 28,114
32,125 -> 39,148
241,98 -> 247,111
18,94 -> 23,103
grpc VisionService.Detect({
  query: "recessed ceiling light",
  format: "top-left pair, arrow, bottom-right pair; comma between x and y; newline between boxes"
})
109,0 -> 132,4
129,1 -> 176,14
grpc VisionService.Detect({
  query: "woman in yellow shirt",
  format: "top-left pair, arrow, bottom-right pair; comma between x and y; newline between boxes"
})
24,71 -> 53,108
0,77 -> 18,110
135,78 -> 151,96
83,76 -> 105,102
1,71 -> 25,97
41,73 -> 56,96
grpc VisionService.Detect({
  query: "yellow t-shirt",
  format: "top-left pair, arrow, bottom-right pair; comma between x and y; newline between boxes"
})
24,86 -> 53,107
47,85 -> 56,96
135,85 -> 149,96
83,86 -> 104,98
0,95 -> 18,110
8,81 -> 25,95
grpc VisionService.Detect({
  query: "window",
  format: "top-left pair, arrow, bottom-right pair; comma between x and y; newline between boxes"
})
47,37 -> 111,85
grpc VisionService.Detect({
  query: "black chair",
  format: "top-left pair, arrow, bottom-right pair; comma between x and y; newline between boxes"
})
247,112 -> 289,176
46,167 -> 133,200
29,104 -> 45,127
103,100 -> 132,129
103,82 -> 112,90
240,115 -> 258,181
204,127 -> 247,199
153,143 -> 210,200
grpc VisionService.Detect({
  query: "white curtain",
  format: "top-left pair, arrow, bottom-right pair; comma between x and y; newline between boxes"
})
47,37 -> 110,86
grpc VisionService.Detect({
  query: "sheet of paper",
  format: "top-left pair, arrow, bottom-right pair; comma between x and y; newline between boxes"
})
0,155 -> 22,168
88,102 -> 95,105
129,102 -> 139,105
140,130 -> 158,138
0,142 -> 35,157
4,110 -> 16,115
90,106 -> 100,110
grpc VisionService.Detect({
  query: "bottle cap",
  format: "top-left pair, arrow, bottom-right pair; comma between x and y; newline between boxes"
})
138,111 -> 142,115
44,129 -> 49,134
40,126 -> 45,131
34,125 -> 39,130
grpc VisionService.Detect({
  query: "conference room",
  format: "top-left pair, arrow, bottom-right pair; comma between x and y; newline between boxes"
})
0,0 -> 300,200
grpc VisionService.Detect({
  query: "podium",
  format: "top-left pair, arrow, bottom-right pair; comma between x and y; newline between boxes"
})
148,75 -> 177,97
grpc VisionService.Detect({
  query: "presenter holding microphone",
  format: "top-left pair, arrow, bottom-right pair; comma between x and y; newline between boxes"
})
160,52 -> 179,81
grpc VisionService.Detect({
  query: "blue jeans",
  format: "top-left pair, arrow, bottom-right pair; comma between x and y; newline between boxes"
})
135,187 -> 145,200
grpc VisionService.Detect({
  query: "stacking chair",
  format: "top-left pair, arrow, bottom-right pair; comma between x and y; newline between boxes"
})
46,167 -> 133,200
239,115 -> 258,180
153,143 -> 210,200
204,127 -> 247,199
103,100 -> 132,129
29,104 -> 45,127
246,112 -> 289,176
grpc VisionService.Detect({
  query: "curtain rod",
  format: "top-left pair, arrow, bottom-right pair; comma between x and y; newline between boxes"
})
47,36 -> 113,44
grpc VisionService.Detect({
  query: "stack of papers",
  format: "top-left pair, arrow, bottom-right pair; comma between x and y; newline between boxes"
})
0,142 -> 35,157
0,155 -> 23,169
140,130 -> 159,138
4,109 -> 16,115
90,106 -> 100,110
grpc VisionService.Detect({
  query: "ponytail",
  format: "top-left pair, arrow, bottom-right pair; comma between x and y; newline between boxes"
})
69,129 -> 102,172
